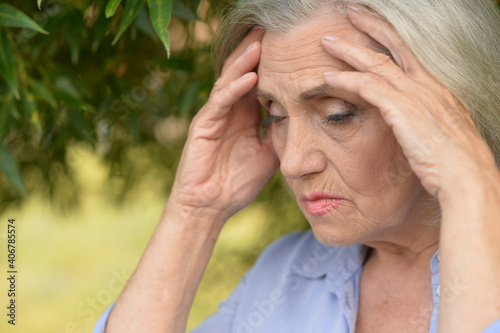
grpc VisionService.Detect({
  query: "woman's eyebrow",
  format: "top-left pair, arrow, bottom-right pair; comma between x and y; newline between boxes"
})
299,84 -> 335,100
255,89 -> 276,101
256,84 -> 335,102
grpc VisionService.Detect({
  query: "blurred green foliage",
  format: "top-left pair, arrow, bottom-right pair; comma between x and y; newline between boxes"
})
3,0 -> 499,211
0,0 -> 228,209
0,4 -> 309,331
0,0 -> 309,240
2,2 -> 500,331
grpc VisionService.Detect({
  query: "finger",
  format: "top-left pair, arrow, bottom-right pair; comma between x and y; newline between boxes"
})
323,71 -> 413,129
197,72 -> 259,123
217,41 -> 261,87
221,29 -> 264,76
323,69 -> 475,138
346,7 -> 472,121
346,6 -> 426,77
321,34 -> 414,90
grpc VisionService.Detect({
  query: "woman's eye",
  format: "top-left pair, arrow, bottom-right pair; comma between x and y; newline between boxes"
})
322,111 -> 355,125
261,115 -> 286,126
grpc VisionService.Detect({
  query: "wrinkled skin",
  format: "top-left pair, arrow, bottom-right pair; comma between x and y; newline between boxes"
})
257,12 -> 438,247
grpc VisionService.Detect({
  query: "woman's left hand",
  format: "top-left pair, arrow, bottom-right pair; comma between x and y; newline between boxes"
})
320,7 -> 500,333
320,6 -> 499,199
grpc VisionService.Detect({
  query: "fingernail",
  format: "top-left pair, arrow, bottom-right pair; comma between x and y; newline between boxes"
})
245,43 -> 256,53
243,72 -> 254,79
348,5 -> 361,13
323,35 -> 339,43
323,71 -> 336,76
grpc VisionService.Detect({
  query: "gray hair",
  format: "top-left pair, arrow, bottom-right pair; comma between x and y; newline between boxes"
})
214,0 -> 500,167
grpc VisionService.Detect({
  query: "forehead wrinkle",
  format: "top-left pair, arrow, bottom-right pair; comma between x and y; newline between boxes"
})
299,84 -> 336,101
257,11 -> 385,110
257,84 -> 337,104
258,17 -> 356,103
261,33 -> 321,63
259,33 -> 348,75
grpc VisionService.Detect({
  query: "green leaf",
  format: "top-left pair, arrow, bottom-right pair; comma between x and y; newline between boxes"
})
91,9 -> 110,52
172,0 -> 198,21
105,0 -> 123,18
22,92 -> 36,117
112,0 -> 145,45
0,31 -> 19,99
29,78 -> 57,108
64,21 -> 83,64
0,4 -> 49,34
178,78 -> 200,116
0,146 -> 27,195
147,0 -> 172,57
0,93 -> 16,141
37,0 -> 43,10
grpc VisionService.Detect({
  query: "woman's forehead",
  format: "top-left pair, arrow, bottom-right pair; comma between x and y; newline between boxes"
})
257,14 -> 374,99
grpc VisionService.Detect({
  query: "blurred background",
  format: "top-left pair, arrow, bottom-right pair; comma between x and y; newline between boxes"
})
0,0 -> 309,332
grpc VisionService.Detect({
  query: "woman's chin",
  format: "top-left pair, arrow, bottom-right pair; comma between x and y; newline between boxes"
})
307,221 -> 361,247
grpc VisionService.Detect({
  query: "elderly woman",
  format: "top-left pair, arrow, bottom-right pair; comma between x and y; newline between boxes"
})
94,0 -> 500,332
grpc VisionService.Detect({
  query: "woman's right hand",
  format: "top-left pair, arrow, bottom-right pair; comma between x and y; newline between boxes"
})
105,31 -> 278,333
168,29 -> 279,222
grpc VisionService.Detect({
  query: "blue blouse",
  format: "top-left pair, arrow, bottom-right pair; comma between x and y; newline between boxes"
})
93,231 -> 500,332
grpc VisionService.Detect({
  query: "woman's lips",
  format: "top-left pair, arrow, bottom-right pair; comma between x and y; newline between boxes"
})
300,192 -> 343,216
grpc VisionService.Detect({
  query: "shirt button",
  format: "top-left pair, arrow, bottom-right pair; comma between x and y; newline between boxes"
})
437,285 -> 441,296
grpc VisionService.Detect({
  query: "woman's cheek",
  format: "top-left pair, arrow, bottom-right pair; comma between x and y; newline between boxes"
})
334,123 -> 399,196
320,119 -> 364,143
271,127 -> 287,159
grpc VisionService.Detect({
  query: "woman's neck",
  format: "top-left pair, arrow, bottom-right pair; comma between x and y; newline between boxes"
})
362,223 -> 440,268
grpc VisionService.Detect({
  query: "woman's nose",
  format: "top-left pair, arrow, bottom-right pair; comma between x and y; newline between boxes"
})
279,122 -> 326,180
